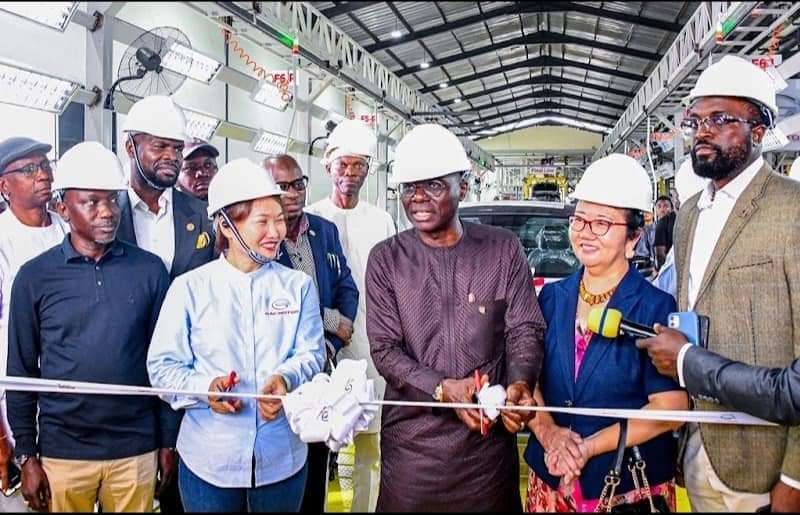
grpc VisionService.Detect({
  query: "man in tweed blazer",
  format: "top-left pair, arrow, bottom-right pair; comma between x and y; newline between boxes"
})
673,55 -> 800,512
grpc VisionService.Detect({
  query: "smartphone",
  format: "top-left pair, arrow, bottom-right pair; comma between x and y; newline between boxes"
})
668,311 -> 710,348
2,461 -> 21,497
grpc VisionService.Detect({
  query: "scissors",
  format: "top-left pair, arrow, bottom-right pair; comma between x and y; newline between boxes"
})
223,370 -> 238,405
474,369 -> 490,437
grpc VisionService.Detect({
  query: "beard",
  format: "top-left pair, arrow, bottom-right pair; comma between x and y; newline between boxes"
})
691,139 -> 751,181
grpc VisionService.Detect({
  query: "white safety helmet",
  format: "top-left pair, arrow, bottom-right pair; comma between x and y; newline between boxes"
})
688,55 -> 778,126
322,119 -> 376,166
207,158 -> 285,218
674,158 -> 707,204
789,156 -> 800,182
122,95 -> 189,141
570,154 -> 652,212
393,123 -> 472,184
52,142 -> 127,191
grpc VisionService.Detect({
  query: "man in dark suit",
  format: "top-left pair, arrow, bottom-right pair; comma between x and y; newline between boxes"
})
117,96 -> 215,284
118,95 -> 216,513
638,327 -> 800,425
264,154 -> 359,513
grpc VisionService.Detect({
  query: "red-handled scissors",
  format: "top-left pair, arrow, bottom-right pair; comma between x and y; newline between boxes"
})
224,371 -> 238,405
474,370 -> 490,437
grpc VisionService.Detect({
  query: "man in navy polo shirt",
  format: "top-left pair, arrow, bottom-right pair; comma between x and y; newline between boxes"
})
6,142 -> 175,513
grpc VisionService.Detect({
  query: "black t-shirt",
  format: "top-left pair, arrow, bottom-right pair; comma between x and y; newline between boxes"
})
654,211 -> 676,250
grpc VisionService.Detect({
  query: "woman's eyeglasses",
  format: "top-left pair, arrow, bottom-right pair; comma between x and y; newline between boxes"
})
568,215 -> 627,237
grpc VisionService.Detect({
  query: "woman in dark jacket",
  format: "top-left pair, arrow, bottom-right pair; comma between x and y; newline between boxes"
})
524,154 -> 688,512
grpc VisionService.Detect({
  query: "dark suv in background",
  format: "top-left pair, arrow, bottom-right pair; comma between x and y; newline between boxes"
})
459,201 -> 580,292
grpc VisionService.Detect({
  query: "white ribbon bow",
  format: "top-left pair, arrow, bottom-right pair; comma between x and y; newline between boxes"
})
476,383 -> 507,420
282,359 -> 377,451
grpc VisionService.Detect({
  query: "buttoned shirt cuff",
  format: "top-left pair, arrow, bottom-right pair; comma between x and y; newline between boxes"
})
323,308 -> 342,334
781,474 -> 800,491
189,374 -> 219,406
677,343 -> 692,388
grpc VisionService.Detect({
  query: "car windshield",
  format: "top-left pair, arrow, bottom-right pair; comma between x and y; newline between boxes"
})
460,212 -> 581,278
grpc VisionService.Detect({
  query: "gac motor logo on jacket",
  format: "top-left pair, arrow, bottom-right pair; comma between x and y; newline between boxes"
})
266,298 -> 299,316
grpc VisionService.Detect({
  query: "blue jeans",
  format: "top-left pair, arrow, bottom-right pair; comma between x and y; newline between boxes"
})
178,458 -> 308,512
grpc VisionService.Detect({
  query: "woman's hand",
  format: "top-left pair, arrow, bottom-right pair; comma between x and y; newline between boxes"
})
207,374 -> 242,414
546,437 -> 595,484
258,375 -> 288,421
535,422 -> 587,479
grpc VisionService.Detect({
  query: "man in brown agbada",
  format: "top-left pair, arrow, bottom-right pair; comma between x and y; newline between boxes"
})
365,124 -> 545,512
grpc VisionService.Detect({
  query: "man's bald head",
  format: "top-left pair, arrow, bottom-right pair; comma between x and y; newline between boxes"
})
263,154 -> 306,222
264,154 -> 302,176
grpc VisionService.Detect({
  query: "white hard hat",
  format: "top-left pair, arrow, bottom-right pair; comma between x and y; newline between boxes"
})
207,158 -> 285,217
674,158 -> 707,203
393,123 -> 472,184
688,55 -> 778,124
322,119 -> 376,165
570,153 -> 652,212
122,95 -> 189,142
52,142 -> 127,191
789,156 -> 800,181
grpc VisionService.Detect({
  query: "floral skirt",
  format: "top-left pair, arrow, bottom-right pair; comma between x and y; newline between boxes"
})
525,470 -> 676,513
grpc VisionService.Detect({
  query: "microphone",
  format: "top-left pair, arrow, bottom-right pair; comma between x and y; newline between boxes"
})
587,307 -> 657,339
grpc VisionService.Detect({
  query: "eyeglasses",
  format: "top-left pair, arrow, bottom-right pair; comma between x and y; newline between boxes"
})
2,158 -> 52,178
400,178 -> 450,199
569,215 -> 628,237
183,159 -> 218,177
680,113 -> 762,136
275,176 -> 309,192
331,157 -> 369,176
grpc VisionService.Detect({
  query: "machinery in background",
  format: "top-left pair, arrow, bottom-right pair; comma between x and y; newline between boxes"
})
522,174 -> 569,202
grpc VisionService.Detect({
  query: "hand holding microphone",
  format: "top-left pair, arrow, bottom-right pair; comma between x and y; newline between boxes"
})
635,325 -> 688,380
587,307 -> 698,380
586,307 -> 657,339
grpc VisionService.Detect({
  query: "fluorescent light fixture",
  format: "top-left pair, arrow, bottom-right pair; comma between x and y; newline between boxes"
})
391,30 -> 403,38
420,61 -> 430,69
487,116 -> 612,135
160,40 -> 223,84
183,109 -> 221,141
251,129 -> 289,156
0,60 -> 78,114
0,2 -> 78,31
250,80 -> 293,111
439,82 -> 448,89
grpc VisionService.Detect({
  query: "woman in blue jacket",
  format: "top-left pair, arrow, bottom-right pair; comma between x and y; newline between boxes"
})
524,154 -> 688,512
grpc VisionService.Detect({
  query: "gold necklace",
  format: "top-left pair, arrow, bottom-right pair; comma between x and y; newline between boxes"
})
579,279 -> 616,306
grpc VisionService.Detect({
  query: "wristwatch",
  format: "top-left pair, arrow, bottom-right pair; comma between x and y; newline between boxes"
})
433,382 -> 444,402
14,453 -> 34,468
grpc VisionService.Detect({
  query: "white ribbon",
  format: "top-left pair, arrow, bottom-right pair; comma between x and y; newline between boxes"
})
281,359 -> 377,451
0,360 -> 778,455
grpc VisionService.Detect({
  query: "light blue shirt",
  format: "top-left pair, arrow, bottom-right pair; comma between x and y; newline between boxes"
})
147,255 -> 325,488
652,247 -> 677,300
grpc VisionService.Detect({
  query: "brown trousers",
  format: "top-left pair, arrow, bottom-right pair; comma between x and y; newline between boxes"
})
41,451 -> 157,513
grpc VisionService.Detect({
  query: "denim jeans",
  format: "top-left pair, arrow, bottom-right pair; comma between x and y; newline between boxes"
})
178,458 -> 308,513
